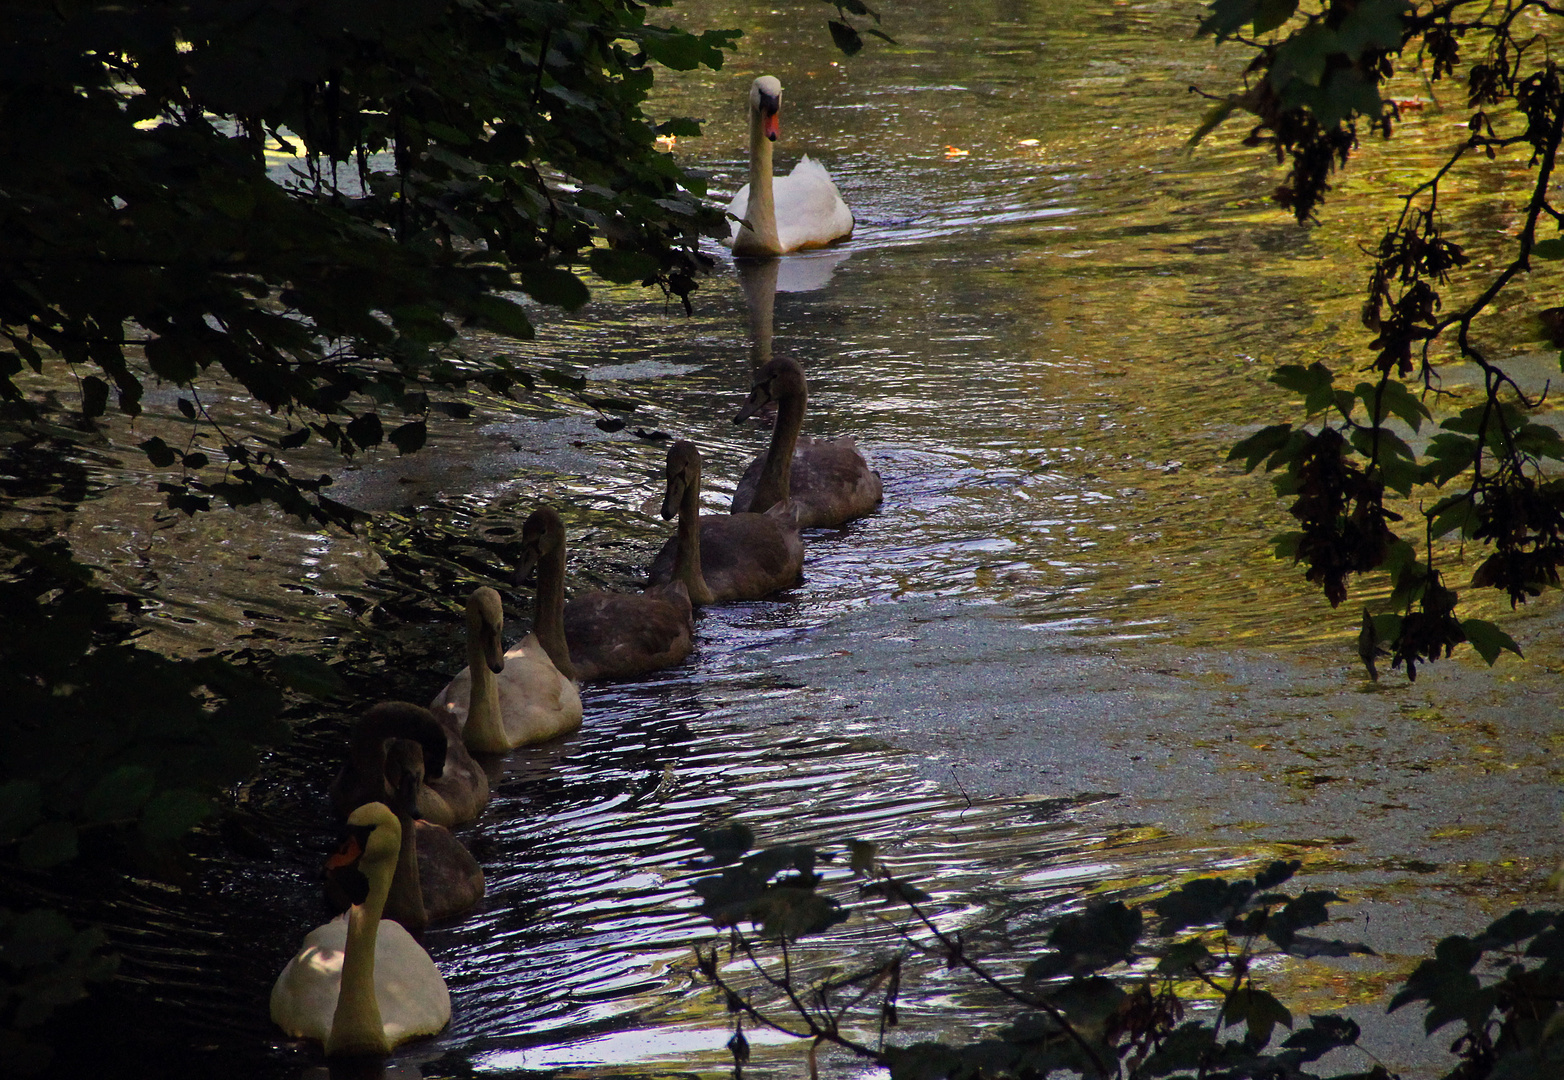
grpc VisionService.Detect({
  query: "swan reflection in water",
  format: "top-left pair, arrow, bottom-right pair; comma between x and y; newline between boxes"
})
735,248 -> 852,369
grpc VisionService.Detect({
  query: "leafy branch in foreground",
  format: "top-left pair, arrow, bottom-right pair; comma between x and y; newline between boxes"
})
1195,0 -> 1564,679
0,0 -> 738,529
689,824 -> 1564,1078
0,532 -> 346,1075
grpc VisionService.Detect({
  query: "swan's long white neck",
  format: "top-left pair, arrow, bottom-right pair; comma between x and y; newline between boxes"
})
735,101 -> 781,257
326,831 -> 396,1057
463,610 -> 507,755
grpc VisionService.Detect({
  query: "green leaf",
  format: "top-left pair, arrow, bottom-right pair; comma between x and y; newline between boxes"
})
19,822 -> 79,869
468,293 -> 534,339
1317,66 -> 1384,128
639,26 -> 728,71
82,765 -> 157,823
0,781 -> 43,843
1270,23 -> 1337,88
1334,0 -> 1410,56
520,266 -> 591,310
1423,433 -> 1478,486
1252,0 -> 1299,34
1270,362 -> 1336,414
1514,421 -> 1564,461
139,789 -> 213,842
1461,619 -> 1522,665
269,654 -> 346,699
1229,424 -> 1294,472
1199,0 -> 1262,40
588,247 -> 660,285
1355,379 -> 1430,431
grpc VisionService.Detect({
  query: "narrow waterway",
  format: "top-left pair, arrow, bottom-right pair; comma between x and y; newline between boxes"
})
16,1 -> 1564,1078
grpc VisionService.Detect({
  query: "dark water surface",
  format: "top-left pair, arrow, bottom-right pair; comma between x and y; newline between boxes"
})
20,1 -> 1564,1078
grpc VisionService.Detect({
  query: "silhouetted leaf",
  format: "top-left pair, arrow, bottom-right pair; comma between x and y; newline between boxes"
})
828,19 -> 864,55
1462,619 -> 1522,665
1224,986 -> 1292,1047
1027,901 -> 1142,979
0,782 -> 43,843
138,437 -> 178,468
1154,875 -> 1255,933
139,789 -> 212,842
269,654 -> 346,699
345,412 -> 383,451
1281,1014 -> 1360,1061
19,822 -> 78,869
389,421 -> 427,455
1229,424 -> 1294,471
589,248 -> 660,284
81,377 -> 109,419
82,766 -> 156,824
694,822 -> 755,863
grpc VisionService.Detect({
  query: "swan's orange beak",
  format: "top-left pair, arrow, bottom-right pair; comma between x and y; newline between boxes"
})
762,111 -> 779,142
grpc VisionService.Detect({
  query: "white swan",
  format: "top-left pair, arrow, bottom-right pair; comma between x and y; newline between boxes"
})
271,802 -> 450,1057
726,76 -> 854,256
430,584 -> 583,755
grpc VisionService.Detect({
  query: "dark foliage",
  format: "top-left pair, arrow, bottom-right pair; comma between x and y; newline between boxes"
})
1201,0 -> 1564,679
691,825 -> 1564,1079
0,0 -> 737,527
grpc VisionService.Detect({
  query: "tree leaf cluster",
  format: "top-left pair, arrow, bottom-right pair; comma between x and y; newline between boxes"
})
819,0 -> 897,57
0,536 -> 294,1074
691,825 -> 1564,1079
1201,1 -> 1564,679
0,0 -> 737,528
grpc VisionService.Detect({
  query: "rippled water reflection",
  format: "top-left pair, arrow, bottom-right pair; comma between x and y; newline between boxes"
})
21,1 -> 1564,1078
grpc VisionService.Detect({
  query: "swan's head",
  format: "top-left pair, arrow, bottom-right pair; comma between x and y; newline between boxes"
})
734,356 -> 806,422
662,441 -> 701,520
328,801 -> 402,904
750,76 -> 781,141
382,738 -> 427,815
516,505 -> 567,581
466,586 -> 507,674
356,702 -> 449,781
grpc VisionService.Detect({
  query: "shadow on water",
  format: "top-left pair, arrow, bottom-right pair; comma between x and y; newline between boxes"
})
19,0 -> 1564,1077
